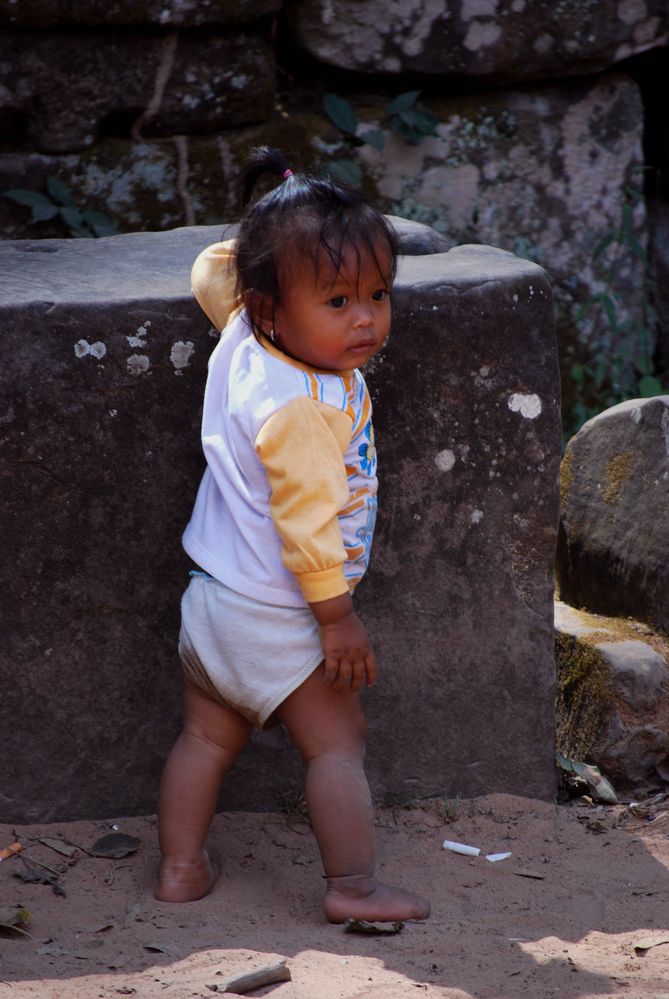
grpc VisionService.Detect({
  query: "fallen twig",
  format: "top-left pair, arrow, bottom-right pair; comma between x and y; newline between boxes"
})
215,960 -> 291,994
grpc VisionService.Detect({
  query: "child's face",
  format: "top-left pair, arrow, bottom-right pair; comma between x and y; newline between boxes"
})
271,242 -> 393,371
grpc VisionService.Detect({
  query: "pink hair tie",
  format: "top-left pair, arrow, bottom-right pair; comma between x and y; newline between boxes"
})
282,168 -> 293,179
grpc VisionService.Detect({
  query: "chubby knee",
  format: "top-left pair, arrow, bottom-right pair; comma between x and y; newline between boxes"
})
182,681 -> 252,756
297,708 -> 368,764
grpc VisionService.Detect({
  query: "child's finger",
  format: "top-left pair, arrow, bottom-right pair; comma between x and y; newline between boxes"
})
349,657 -> 366,692
332,659 -> 353,691
323,654 -> 340,684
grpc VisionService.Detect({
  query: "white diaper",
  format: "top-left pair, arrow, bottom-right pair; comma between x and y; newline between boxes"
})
178,573 -> 324,729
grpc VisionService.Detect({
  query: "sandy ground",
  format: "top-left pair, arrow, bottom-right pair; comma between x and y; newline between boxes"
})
1,793 -> 668,999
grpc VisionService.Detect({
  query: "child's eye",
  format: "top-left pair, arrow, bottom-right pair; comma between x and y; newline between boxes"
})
328,296 -> 348,308
372,289 -> 388,301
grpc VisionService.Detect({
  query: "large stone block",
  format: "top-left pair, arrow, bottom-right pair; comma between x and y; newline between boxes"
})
0,29 -> 275,152
557,396 -> 669,631
0,228 -> 560,822
286,0 -> 669,81
0,0 -> 281,26
556,600 -> 669,790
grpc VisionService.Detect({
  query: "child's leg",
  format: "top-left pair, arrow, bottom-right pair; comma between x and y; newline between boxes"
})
155,680 -> 252,902
276,664 -> 430,923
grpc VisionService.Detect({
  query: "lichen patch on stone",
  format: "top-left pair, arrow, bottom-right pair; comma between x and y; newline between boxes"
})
602,450 -> 636,505
508,393 -> 542,419
127,354 -> 150,375
435,448 -> 456,472
74,339 -> 107,359
170,340 -> 195,371
463,19 -> 502,51
560,449 -> 574,515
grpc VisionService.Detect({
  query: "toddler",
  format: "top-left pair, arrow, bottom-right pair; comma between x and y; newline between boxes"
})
156,146 -> 430,924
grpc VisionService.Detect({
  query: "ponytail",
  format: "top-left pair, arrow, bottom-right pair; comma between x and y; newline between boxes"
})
242,146 -> 295,206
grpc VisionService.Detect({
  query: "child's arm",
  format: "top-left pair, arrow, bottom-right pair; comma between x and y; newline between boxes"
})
191,239 -> 241,331
255,396 -> 378,690
309,592 -> 377,692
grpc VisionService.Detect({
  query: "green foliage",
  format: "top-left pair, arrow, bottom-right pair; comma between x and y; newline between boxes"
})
322,90 -> 439,186
566,186 -> 665,438
385,91 -> 439,145
3,176 -> 118,238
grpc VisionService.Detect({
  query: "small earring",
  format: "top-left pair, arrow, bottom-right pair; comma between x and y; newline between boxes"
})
269,329 -> 277,343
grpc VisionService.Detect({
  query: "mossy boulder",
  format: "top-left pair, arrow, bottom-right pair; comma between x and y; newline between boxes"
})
557,396 -> 669,632
556,601 -> 669,790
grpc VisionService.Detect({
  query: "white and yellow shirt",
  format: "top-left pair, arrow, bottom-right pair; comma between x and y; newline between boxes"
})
182,242 -> 378,608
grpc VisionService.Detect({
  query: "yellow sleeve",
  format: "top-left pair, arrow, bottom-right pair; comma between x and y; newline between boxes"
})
191,238 -> 241,331
255,396 -> 354,603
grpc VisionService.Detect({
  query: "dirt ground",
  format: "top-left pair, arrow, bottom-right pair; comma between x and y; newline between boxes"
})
1,793 -> 668,999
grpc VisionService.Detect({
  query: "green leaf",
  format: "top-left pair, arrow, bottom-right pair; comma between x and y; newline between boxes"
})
385,91 -> 420,114
639,375 -> 663,397
388,108 -> 439,144
323,93 -> 358,135
626,232 -> 647,262
3,188 -> 55,210
404,108 -> 439,134
60,206 -> 93,237
592,233 -> 617,260
621,200 -> 634,233
360,129 -> 385,152
327,158 -> 363,188
388,119 -> 422,144
46,175 -> 75,207
60,205 -> 83,227
570,364 -> 585,385
81,209 -> 118,237
32,201 -> 60,222
597,292 -> 618,331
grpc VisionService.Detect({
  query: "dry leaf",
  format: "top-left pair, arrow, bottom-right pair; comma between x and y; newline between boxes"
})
634,935 -> 669,956
90,833 -> 140,859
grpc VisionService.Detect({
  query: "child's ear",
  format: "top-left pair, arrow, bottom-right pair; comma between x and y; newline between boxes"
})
243,289 -> 274,335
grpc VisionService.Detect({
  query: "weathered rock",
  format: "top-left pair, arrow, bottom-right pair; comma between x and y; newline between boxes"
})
0,29 -> 275,152
555,600 -> 669,790
557,396 -> 669,632
287,0 -> 669,81
385,215 -> 451,255
0,142 -> 452,250
0,117 -> 322,238
356,74 -> 646,341
0,0 -> 281,26
0,75 -> 645,351
0,229 -> 559,822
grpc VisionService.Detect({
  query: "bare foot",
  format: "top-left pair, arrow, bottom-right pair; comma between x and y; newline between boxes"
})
323,874 -> 430,924
154,851 -> 218,903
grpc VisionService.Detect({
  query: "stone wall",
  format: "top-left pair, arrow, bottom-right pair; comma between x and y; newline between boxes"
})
1,1 -> 668,426
0,226 -> 561,822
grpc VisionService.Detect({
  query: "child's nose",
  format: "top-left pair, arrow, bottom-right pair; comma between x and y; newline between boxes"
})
352,303 -> 374,327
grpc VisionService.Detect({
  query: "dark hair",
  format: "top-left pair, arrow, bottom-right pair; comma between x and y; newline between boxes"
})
236,146 -> 400,339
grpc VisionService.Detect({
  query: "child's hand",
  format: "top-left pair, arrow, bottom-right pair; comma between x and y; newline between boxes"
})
309,594 -> 377,691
